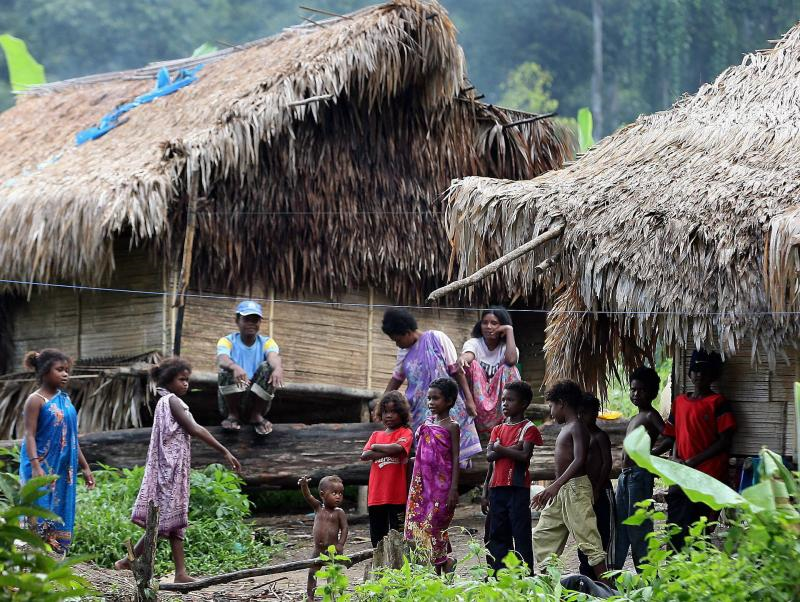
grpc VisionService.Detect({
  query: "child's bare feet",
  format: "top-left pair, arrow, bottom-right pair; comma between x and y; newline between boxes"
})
173,572 -> 196,583
114,558 -> 131,571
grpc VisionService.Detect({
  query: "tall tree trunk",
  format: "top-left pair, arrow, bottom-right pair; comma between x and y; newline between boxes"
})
591,0 -> 604,136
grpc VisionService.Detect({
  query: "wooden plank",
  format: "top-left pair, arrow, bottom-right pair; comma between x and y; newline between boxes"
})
0,420 -> 629,488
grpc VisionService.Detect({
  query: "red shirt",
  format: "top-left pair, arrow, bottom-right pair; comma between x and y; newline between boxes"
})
489,420 -> 543,488
364,427 -> 413,506
663,393 -> 736,481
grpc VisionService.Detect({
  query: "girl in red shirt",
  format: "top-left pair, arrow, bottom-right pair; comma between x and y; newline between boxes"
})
361,391 -> 413,547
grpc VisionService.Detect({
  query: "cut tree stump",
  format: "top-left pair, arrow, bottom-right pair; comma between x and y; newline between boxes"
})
367,529 -> 410,580
0,420 -> 629,488
128,500 -> 159,602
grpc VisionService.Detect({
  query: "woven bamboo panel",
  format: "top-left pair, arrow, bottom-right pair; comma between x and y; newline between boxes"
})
512,310 -> 547,402
181,289 -> 485,389
674,340 -> 797,457
10,245 -> 165,368
11,289 -> 80,367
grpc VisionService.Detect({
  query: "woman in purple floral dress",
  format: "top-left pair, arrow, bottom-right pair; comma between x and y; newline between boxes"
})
382,309 -> 482,467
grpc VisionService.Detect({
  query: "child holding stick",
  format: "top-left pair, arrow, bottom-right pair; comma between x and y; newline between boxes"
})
115,357 -> 241,583
404,377 -> 461,574
299,475 -> 348,601
361,391 -> 413,547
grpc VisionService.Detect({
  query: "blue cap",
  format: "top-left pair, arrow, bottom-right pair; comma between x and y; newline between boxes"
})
236,300 -> 263,318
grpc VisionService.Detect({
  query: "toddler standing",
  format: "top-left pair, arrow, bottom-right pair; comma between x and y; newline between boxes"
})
361,391 -> 413,547
299,475 -> 348,601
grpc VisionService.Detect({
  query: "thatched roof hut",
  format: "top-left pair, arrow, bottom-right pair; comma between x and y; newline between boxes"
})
0,0 -> 571,437
0,0 -> 568,299
437,24 -> 800,457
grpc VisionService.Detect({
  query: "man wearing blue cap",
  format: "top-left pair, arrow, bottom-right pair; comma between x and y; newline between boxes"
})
216,300 -> 284,436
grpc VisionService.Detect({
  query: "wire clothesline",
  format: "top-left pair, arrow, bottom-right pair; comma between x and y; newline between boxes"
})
1,278 -> 797,317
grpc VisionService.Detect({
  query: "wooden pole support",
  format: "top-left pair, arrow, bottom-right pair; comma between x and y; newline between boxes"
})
427,221 -> 565,301
172,175 -> 199,356
160,548 -> 374,592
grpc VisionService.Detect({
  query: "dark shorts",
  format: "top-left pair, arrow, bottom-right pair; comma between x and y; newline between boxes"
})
217,361 -> 275,417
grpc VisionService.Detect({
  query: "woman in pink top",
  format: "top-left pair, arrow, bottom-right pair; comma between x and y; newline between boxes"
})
459,307 -> 521,437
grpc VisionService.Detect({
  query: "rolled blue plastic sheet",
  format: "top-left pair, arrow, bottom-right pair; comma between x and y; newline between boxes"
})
76,65 -> 202,145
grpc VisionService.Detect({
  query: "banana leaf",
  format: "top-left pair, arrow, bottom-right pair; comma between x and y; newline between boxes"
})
0,34 -> 45,92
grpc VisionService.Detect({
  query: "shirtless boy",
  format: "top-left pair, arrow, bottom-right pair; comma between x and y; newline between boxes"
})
577,393 -> 616,577
531,380 -> 609,582
298,475 -> 349,601
613,366 -> 664,569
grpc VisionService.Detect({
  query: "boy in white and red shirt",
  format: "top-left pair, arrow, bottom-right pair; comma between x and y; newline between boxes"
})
482,381 -> 543,573
360,391 -> 414,547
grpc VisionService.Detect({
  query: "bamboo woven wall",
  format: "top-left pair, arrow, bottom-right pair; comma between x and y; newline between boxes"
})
673,340 -> 797,457
9,245 -> 166,367
181,290 -> 549,392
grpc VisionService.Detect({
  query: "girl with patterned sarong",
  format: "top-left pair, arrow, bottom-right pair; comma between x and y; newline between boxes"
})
382,309 -> 482,467
19,349 -> 95,554
405,378 -> 460,573
459,307 -> 521,437
115,357 -> 241,583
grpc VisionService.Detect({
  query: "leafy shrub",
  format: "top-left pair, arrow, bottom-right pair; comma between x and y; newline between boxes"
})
0,454 -> 92,601
72,463 -> 284,576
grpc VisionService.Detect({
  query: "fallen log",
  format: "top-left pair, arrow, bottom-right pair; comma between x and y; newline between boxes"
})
160,548 -> 374,592
0,420 -> 629,487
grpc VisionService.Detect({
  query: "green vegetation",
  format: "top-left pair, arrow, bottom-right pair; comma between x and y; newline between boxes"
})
73,464 -> 284,576
2,0 -> 799,125
604,357 -> 672,418
316,440 -> 800,601
0,453 -> 92,601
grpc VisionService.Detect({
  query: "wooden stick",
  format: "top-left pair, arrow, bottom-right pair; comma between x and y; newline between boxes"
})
535,252 -> 561,273
502,112 -> 557,129
301,16 -> 327,28
427,221 -> 565,301
288,94 -> 333,107
160,548 -> 374,592
299,5 -> 352,19
172,177 -> 199,356
131,500 -> 159,602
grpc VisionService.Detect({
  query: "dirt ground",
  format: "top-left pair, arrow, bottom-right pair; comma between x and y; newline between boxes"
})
79,500 -> 635,601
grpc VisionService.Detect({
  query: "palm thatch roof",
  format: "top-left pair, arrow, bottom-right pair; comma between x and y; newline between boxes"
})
440,23 -> 800,393
0,0 -> 571,302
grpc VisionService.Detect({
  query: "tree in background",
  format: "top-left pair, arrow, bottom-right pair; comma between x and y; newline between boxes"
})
498,61 -> 558,115
1,0 -> 799,133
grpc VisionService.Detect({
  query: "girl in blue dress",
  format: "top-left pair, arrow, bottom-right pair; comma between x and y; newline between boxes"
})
19,349 -> 95,553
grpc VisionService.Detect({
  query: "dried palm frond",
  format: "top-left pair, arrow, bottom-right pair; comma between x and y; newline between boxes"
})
0,0 -> 571,304
444,22 -> 800,392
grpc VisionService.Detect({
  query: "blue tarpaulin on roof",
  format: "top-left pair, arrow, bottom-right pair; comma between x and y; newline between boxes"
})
76,65 -> 202,145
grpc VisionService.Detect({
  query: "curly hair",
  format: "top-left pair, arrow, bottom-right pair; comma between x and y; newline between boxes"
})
689,349 -> 723,381
503,380 -> 533,405
23,349 -> 72,383
319,474 -> 343,493
381,308 -> 418,336
630,366 -> 661,396
377,391 -> 411,427
581,392 -> 601,417
545,379 -> 583,410
150,357 -> 193,387
429,377 -> 458,406
470,306 -> 513,338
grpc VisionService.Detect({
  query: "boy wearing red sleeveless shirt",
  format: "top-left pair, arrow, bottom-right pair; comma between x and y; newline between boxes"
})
653,350 -> 736,549
481,381 -> 543,573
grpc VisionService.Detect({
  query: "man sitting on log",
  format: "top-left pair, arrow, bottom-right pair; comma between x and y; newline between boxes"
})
217,300 -> 284,436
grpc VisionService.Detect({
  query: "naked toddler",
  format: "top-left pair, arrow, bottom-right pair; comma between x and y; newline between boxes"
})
298,475 -> 348,601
